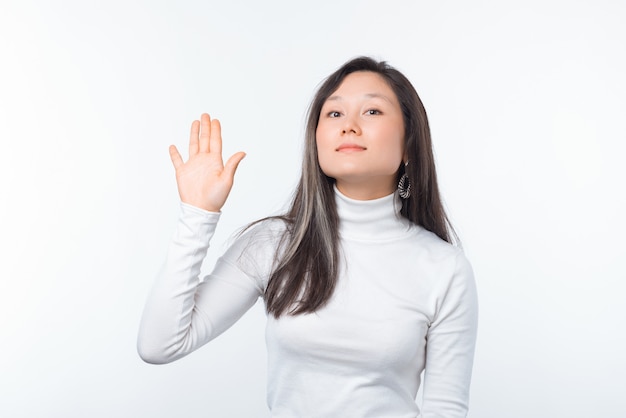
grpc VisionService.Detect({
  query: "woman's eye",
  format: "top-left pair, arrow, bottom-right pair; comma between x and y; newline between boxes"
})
366,109 -> 381,115
328,111 -> 341,118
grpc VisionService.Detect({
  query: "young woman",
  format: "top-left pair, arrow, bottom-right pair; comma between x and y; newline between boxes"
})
138,57 -> 478,417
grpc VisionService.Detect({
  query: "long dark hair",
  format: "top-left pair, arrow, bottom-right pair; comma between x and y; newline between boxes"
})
262,56 -> 456,317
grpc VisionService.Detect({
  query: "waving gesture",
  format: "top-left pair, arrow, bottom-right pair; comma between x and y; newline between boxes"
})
169,113 -> 246,212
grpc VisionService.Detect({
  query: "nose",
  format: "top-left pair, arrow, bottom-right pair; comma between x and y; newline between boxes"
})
341,115 -> 361,135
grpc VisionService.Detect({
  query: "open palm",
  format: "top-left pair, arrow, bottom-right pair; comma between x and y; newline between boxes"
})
169,113 -> 246,212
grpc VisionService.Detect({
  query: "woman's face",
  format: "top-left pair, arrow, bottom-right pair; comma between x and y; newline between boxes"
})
316,71 -> 405,200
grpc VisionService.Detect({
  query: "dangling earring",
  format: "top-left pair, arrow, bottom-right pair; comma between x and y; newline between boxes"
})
398,161 -> 411,199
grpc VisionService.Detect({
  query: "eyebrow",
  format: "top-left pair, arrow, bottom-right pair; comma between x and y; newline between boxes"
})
326,93 -> 394,104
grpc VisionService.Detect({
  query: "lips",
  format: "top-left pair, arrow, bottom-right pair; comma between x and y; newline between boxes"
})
336,143 -> 367,152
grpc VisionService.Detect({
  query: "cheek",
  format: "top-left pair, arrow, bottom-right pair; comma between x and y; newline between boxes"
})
315,127 -> 332,156
389,125 -> 406,161
378,135 -> 405,172
315,134 -> 337,176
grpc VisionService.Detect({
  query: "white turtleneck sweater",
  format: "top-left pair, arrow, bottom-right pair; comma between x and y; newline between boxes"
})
138,188 -> 478,418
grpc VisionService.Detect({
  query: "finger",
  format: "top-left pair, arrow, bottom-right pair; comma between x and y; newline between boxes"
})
188,120 -> 199,158
199,113 -> 211,153
223,151 -> 246,180
210,119 -> 222,157
169,145 -> 184,170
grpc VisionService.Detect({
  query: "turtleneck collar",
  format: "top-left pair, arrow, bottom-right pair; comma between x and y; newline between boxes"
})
334,185 -> 415,241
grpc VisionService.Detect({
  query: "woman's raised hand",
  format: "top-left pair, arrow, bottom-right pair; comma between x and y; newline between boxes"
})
169,113 -> 246,212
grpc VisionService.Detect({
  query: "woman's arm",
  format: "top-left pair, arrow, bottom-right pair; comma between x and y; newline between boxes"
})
422,251 -> 479,417
137,113 -> 254,364
137,202 -> 263,364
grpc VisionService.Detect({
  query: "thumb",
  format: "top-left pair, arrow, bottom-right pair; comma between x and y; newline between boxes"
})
223,151 -> 246,180
169,145 -> 184,170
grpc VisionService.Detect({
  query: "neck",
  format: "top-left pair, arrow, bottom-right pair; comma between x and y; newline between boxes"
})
335,179 -> 396,201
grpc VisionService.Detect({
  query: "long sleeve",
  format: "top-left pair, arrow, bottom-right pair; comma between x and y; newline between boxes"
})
137,202 -> 265,364
421,250 -> 479,418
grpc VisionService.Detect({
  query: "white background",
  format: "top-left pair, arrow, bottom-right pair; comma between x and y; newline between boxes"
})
1,1 -> 625,417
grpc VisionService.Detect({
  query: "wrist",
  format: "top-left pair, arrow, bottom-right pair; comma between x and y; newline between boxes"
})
180,201 -> 221,214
